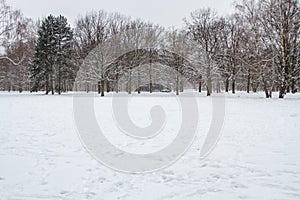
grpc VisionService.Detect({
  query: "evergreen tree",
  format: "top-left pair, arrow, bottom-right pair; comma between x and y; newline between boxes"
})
54,15 -> 73,94
30,15 -> 73,94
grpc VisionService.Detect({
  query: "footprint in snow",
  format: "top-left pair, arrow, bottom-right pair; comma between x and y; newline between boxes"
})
161,170 -> 175,176
97,177 -> 106,183
40,180 -> 48,185
290,113 -> 299,117
231,181 -> 248,189
0,177 -> 4,181
60,190 -> 69,195
85,192 -> 97,198
161,175 -> 174,183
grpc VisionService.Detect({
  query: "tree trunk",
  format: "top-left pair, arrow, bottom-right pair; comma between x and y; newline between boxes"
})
279,86 -> 285,98
149,81 -> 153,93
138,68 -> 141,94
51,75 -> 54,95
253,84 -> 257,93
62,80 -> 66,93
247,71 -> 251,93
149,68 -> 153,93
207,77 -> 212,96
8,83 -> 11,92
18,85 -> 22,93
207,86 -> 211,96
232,65 -> 236,94
198,80 -> 202,93
180,80 -> 184,93
232,80 -> 236,94
86,82 -> 89,93
225,78 -> 229,93
264,89 -> 270,98
206,62 -> 212,96
216,81 -> 221,93
291,81 -> 296,94
149,64 -> 153,94
46,74 -> 49,95
128,69 -> 132,94
101,80 -> 105,97
98,81 -> 101,94
262,77 -> 270,98
106,80 -> 110,93
176,71 -> 179,95
58,68 -> 61,95
116,74 -> 119,93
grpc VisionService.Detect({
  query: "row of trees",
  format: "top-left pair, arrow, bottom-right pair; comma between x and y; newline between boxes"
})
185,0 -> 300,98
0,0 -> 299,98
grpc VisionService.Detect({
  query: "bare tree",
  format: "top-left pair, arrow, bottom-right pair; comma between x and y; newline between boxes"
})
259,0 -> 300,98
0,0 -> 27,65
74,11 -> 110,61
165,28 -> 192,95
185,9 -> 225,96
0,1 -> 35,92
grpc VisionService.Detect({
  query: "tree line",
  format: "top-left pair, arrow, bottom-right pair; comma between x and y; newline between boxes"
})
0,0 -> 299,98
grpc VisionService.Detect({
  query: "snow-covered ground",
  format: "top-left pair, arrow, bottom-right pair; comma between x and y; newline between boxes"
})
0,91 -> 300,200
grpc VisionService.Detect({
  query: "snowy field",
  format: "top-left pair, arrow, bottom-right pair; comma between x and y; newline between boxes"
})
0,91 -> 300,200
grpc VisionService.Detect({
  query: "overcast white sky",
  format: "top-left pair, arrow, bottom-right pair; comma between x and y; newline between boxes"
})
6,0 -> 235,28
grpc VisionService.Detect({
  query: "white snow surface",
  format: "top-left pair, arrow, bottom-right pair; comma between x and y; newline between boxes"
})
0,91 -> 300,200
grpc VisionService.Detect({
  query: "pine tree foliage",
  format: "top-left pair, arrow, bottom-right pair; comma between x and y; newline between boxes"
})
30,15 -> 73,94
